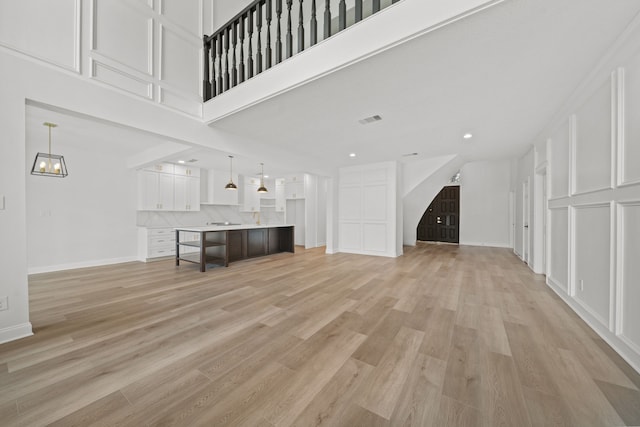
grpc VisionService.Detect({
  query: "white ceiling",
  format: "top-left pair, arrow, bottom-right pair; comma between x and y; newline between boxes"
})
24,0 -> 640,178
209,0 -> 640,170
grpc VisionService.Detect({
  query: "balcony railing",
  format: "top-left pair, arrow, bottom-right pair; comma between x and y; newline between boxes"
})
203,0 -> 400,101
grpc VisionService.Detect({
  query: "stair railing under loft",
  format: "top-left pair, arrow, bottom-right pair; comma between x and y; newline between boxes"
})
203,0 -> 400,101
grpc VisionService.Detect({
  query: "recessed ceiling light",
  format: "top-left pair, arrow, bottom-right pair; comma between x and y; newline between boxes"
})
178,160 -> 186,164
264,175 -> 269,178
463,133 -> 473,139
349,153 -> 356,158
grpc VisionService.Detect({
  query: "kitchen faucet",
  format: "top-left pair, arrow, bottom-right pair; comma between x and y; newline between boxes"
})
252,211 -> 261,225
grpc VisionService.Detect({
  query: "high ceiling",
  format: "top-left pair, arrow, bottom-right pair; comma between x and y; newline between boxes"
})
24,0 -> 640,178
209,0 -> 640,171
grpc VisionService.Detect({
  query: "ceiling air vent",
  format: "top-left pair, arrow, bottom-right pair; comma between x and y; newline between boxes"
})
186,159 -> 198,163
358,115 -> 382,125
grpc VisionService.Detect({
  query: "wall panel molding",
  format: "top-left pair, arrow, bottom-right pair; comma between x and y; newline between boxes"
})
617,201 -> 640,353
91,59 -> 153,99
0,0 -> 81,73
619,55 -> 640,186
90,0 -> 154,77
572,203 -> 612,329
158,87 -> 202,117
572,78 -> 614,196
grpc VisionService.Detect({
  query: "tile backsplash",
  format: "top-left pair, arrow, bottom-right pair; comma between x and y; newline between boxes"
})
137,205 -> 285,228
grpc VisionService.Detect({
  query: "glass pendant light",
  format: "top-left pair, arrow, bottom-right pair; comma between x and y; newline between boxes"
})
257,163 -> 268,193
31,122 -> 68,178
224,155 -> 237,190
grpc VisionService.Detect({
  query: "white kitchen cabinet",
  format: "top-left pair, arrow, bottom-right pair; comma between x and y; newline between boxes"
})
174,164 -> 200,177
137,170 -> 175,211
174,175 -> 200,211
240,176 -> 260,212
138,164 -> 201,211
203,169 -> 239,205
138,227 -> 176,260
144,163 -> 174,174
285,174 -> 305,199
275,178 -> 286,212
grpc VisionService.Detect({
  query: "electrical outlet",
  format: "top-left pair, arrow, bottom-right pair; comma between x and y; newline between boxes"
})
580,279 -> 584,291
0,296 -> 7,311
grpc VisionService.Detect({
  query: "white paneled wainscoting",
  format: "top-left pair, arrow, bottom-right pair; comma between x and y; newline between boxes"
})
518,25 -> 640,372
0,0 -> 208,117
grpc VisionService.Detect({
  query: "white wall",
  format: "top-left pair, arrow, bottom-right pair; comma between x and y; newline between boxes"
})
0,73 -> 31,344
459,160 -> 511,248
516,21 -> 640,372
26,124 -> 139,273
338,161 -> 400,257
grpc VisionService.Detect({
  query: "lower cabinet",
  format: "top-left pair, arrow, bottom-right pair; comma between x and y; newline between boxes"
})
247,229 -> 267,258
138,227 -> 176,261
227,230 -> 245,262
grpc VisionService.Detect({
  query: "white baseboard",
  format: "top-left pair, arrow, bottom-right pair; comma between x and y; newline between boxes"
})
459,241 -> 512,249
28,256 -> 139,275
0,322 -> 33,344
546,277 -> 640,375
338,249 -> 400,258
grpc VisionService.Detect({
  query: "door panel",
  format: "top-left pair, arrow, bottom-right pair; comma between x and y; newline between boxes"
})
417,186 -> 460,243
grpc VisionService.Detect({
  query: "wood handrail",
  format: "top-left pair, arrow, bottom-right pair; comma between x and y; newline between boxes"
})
203,0 -> 401,101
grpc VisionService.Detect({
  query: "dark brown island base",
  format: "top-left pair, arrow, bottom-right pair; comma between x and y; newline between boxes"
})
174,225 -> 295,272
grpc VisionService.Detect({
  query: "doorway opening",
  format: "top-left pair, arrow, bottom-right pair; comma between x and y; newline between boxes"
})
417,186 -> 460,244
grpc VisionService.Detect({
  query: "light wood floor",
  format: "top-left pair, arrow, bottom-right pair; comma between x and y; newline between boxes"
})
1,244 -> 640,426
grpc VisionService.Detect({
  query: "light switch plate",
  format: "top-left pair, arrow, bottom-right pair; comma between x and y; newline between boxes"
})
0,296 -> 7,311
0,195 -> 5,210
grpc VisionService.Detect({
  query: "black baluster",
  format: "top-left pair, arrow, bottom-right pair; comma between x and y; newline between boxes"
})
224,27 -> 230,91
355,0 -> 362,22
239,15 -> 245,83
266,0 -> 272,68
373,0 -> 380,13
324,0 -> 331,39
247,10 -> 254,78
209,38 -> 218,98
286,0 -> 292,58
298,0 -> 304,52
310,0 -> 317,46
217,34 -> 224,94
211,40 -> 218,97
231,21 -> 238,87
276,0 -> 283,63
339,0 -> 346,31
256,4 -> 263,74
203,36 -> 211,100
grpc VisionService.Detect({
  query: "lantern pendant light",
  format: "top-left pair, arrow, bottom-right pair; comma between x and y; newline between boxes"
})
257,163 -> 268,193
31,122 -> 68,178
224,155 -> 237,190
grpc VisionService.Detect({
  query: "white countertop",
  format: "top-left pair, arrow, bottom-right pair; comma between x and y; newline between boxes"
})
174,224 -> 294,232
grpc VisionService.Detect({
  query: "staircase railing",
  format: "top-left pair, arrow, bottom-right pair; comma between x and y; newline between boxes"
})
203,0 -> 400,101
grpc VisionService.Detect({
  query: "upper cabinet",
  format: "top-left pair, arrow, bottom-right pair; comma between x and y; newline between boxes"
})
174,165 -> 200,177
275,179 -> 286,212
137,163 -> 200,211
138,169 -> 175,211
285,174 -> 305,199
240,176 -> 260,212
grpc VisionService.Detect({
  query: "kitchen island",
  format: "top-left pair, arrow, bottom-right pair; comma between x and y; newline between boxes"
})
175,224 -> 295,272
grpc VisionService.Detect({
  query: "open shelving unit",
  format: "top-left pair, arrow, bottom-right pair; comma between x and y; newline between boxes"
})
175,230 -> 229,272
